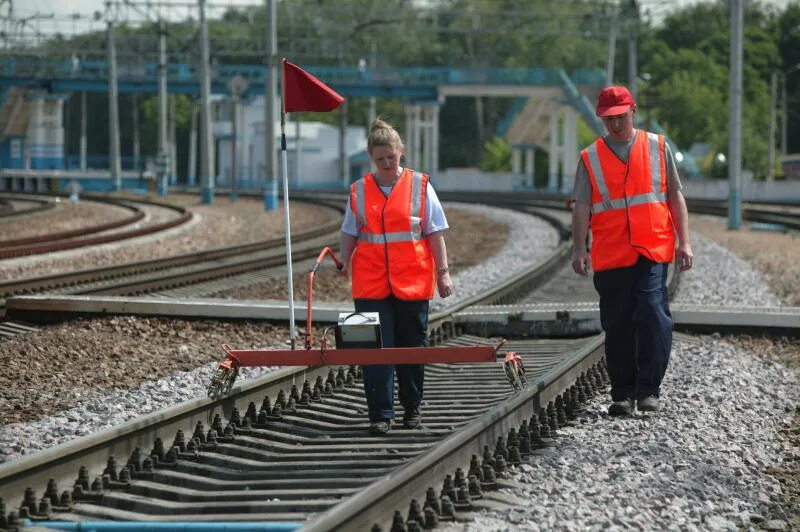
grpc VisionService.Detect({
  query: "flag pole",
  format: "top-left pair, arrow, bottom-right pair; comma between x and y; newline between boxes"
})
280,58 -> 297,348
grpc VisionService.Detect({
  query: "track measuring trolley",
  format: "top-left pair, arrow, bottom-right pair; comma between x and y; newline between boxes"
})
207,247 -> 527,397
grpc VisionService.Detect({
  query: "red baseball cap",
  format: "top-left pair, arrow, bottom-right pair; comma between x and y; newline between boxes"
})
596,86 -> 636,117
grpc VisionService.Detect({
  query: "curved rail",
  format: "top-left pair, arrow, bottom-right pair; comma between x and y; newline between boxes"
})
0,194 -> 191,259
0,198 -> 142,247
0,200 -> 343,304
0,194 -> 55,218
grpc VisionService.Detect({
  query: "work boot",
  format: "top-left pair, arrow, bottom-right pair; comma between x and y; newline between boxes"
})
403,407 -> 421,429
607,398 -> 634,416
637,395 -> 660,412
369,420 -> 391,435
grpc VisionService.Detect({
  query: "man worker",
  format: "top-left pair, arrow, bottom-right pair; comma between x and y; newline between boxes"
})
571,85 -> 694,416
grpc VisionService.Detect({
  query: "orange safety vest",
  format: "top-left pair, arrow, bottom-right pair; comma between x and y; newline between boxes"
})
350,169 -> 435,300
581,130 -> 676,272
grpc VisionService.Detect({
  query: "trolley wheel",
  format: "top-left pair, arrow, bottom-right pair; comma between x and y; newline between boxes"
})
503,351 -> 527,392
504,360 -> 521,391
517,363 -> 527,388
208,365 -> 239,398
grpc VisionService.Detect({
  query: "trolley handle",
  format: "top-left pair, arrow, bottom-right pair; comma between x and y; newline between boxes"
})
306,247 -> 344,350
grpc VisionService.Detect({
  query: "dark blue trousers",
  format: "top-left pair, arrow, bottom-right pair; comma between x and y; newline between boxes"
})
354,296 -> 429,422
593,255 -> 673,402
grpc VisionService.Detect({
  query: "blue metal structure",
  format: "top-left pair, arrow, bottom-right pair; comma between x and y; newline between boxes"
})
0,57 -> 605,99
0,58 -> 609,194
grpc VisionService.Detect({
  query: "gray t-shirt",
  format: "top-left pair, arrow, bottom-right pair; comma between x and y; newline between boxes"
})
572,130 -> 682,205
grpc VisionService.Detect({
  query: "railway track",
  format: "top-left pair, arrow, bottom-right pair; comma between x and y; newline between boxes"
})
0,193 -> 54,219
1,191 -> 798,530
0,200 -> 624,531
0,194 -> 194,259
0,200 -> 344,311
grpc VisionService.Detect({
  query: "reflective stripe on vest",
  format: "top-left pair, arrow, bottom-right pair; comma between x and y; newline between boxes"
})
585,135 -> 666,214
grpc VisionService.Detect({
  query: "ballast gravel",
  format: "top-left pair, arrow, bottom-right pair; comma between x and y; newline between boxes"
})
0,204 -> 798,529
431,203 -> 559,311
438,226 -> 800,531
673,231 -> 782,306
441,335 -> 798,532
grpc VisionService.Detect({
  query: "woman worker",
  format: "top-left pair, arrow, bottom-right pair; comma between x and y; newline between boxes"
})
339,119 -> 454,435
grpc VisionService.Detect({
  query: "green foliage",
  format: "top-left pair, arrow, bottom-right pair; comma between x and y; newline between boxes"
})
775,3 -> 800,154
479,137 -> 512,172
639,0 -> 793,179
45,0 -> 800,180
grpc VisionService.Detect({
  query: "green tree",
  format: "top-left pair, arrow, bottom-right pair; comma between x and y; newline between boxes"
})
774,3 -> 800,154
479,137 -> 512,172
639,1 -> 785,179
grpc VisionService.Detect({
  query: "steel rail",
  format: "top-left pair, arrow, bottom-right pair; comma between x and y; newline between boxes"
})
0,196 -> 190,260
303,336 -> 606,531
80,233 -> 344,297
286,189 -> 800,233
0,199 -> 144,249
0,194 -> 54,218
0,200 -> 344,302
0,364 -> 336,507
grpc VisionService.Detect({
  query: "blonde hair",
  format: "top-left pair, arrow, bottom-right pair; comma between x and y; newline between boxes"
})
367,118 -> 404,155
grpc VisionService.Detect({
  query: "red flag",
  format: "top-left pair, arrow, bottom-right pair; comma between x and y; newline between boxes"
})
283,60 -> 344,113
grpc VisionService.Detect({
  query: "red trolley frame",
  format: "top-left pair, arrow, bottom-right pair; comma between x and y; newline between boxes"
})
207,247 -> 519,397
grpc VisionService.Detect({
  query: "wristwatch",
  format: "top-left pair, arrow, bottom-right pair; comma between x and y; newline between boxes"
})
437,266 -> 449,274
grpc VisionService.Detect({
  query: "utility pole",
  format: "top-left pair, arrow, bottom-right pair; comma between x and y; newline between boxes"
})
295,115 -> 301,185
169,95 -> 177,185
188,98 -> 197,187
106,2 -> 122,191
80,91 -> 87,171
199,0 -> 214,204
132,94 -> 140,173
767,69 -> 776,181
229,74 -> 248,202
264,0 -> 278,210
728,0 -> 743,229
606,5 -> 619,86
231,98 -> 238,201
340,100 -> 348,187
627,0 -> 638,100
781,71 -> 788,155
158,20 -> 169,196
368,39 -> 376,126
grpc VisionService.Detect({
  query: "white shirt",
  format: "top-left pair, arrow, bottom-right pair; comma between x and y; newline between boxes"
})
341,181 -> 449,237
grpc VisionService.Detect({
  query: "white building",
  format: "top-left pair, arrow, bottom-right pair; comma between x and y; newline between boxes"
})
214,96 -> 367,190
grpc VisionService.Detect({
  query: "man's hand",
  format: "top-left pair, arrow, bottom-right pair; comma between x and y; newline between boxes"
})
572,251 -> 590,276
676,242 -> 694,271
